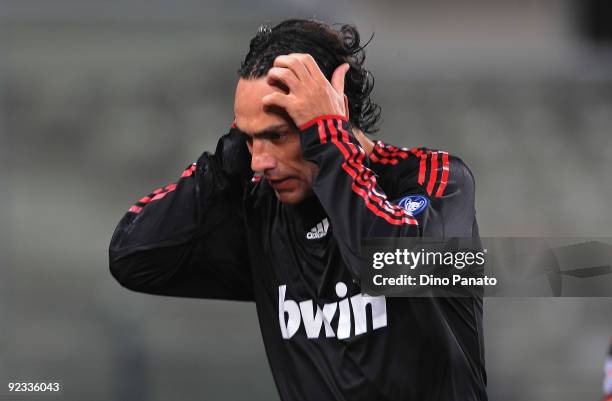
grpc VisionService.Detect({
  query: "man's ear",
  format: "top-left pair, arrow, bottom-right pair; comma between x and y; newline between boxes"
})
343,95 -> 349,119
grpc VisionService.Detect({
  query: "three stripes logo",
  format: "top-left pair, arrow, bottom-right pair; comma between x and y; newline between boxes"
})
306,218 -> 329,240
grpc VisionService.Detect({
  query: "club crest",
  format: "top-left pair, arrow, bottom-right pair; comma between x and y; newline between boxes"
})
397,195 -> 429,216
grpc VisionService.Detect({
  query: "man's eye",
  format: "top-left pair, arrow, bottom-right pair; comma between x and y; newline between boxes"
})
269,132 -> 286,142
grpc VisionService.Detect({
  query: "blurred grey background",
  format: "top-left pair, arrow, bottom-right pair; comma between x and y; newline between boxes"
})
2,0 -> 612,400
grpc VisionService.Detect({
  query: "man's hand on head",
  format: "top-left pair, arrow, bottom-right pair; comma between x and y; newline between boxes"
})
262,53 -> 349,128
219,127 -> 252,182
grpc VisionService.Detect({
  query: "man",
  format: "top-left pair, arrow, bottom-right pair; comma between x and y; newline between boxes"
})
109,19 -> 486,401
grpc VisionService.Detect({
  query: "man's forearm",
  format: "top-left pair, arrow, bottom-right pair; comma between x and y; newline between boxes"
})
298,115 -> 419,279
108,128 -> 254,300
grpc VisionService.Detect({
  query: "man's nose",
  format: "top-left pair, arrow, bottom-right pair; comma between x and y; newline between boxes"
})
250,140 -> 277,173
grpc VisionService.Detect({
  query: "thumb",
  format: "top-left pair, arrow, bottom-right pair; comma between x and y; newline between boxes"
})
331,63 -> 349,95
343,95 -> 350,119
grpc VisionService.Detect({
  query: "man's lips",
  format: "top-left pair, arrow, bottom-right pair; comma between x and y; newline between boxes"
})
268,177 -> 297,191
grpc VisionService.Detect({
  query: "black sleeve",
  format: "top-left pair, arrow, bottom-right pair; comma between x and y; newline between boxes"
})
298,115 -> 420,279
108,128 -> 254,301
368,140 -> 478,238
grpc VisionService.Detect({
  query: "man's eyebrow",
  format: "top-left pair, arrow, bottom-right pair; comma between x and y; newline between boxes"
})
236,123 -> 290,138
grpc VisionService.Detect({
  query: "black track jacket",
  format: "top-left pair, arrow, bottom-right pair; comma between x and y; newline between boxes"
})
109,115 -> 487,401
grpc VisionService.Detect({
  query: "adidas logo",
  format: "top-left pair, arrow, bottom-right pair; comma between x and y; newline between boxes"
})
306,218 -> 329,239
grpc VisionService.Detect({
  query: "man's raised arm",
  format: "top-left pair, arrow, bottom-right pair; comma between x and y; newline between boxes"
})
108,127 -> 254,300
262,53 -> 419,279
298,116 -> 419,278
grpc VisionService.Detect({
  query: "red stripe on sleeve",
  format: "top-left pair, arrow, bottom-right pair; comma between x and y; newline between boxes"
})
181,164 -> 196,177
370,141 -> 411,164
317,120 -> 327,144
332,122 -> 418,226
426,152 -> 439,196
340,123 -> 349,142
339,128 -> 412,219
435,152 -> 450,198
151,192 -> 168,201
327,119 -> 339,143
127,163 -> 196,213
371,141 -> 450,197
299,114 -> 348,131
418,153 -> 427,185
129,205 -> 143,213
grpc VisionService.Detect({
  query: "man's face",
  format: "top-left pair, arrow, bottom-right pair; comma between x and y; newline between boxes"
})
234,77 -> 318,204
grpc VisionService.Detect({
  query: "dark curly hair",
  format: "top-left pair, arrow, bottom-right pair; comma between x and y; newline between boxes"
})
238,19 -> 381,134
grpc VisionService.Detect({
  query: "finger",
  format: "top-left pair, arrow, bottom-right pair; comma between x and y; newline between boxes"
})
331,63 -> 350,95
266,67 -> 300,93
262,91 -> 290,110
292,53 -> 326,82
343,95 -> 350,119
273,55 -> 310,81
